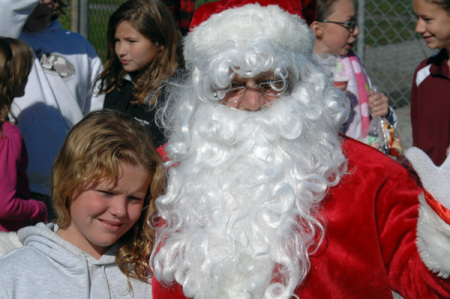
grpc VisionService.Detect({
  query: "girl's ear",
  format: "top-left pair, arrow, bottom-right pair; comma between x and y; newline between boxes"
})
310,21 -> 324,38
155,42 -> 164,53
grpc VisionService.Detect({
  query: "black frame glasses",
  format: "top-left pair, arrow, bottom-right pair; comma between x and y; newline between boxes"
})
318,18 -> 357,33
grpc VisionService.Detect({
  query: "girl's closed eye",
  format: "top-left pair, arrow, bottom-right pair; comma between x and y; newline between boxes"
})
97,189 -> 114,197
416,14 -> 433,22
128,195 -> 145,202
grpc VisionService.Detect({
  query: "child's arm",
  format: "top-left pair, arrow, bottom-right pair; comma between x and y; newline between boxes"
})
0,0 -> 38,38
0,128 -> 47,224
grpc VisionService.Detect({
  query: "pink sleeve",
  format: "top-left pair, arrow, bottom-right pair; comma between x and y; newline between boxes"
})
0,124 -> 47,223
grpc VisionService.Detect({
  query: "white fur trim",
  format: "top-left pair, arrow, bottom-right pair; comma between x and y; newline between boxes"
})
416,193 -> 450,278
415,65 -> 431,87
184,3 -> 315,71
0,232 -> 22,257
392,291 -> 404,299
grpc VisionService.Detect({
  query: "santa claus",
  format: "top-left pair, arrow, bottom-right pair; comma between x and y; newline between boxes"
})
150,0 -> 450,298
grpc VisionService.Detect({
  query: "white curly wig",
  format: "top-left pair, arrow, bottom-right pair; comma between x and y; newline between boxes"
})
151,2 -> 350,299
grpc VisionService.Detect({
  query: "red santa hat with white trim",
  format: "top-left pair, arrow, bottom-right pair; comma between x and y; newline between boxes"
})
184,0 -> 317,72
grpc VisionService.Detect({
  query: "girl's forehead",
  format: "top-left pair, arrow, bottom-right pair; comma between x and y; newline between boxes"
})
330,0 -> 355,14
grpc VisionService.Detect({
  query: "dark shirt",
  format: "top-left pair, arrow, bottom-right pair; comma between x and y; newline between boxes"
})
163,0 -> 196,36
411,48 -> 450,166
103,79 -> 166,148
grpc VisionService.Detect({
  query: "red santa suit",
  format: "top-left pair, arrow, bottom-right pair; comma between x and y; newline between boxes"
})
152,137 -> 450,298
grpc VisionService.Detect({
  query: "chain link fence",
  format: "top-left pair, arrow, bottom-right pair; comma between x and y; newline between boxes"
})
70,0 -> 437,147
359,0 -> 434,108
356,0 -> 437,147
66,0 -> 128,63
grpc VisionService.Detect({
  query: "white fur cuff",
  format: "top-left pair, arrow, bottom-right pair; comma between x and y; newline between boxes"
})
416,194 -> 450,278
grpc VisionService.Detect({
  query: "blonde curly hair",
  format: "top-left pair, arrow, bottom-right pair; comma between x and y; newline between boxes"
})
52,109 -> 166,281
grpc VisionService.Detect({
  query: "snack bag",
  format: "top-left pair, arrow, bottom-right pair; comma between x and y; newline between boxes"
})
365,117 -> 404,157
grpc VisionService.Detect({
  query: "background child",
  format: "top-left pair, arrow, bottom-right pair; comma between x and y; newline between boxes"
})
310,0 -> 397,141
97,0 -> 184,151
0,37 -> 47,232
0,0 -> 105,199
0,110 -> 165,298
411,0 -> 450,166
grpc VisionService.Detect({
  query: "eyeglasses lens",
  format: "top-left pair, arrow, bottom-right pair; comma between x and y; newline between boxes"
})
214,80 -> 289,104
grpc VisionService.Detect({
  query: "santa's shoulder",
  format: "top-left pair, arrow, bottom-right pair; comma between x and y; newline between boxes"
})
339,136 -> 416,187
341,136 -> 402,169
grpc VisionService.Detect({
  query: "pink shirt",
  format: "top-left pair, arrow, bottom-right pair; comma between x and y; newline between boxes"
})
0,122 -> 47,232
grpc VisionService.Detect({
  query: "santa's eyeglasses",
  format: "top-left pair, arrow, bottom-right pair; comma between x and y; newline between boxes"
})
213,80 -> 292,104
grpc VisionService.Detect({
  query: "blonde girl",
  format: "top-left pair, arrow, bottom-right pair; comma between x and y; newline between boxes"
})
0,110 -> 165,297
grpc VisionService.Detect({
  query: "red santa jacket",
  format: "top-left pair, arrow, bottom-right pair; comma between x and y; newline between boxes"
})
152,137 -> 450,298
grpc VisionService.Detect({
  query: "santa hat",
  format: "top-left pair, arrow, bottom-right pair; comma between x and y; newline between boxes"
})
184,0 -> 317,70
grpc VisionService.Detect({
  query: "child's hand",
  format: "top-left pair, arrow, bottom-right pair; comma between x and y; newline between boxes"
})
368,89 -> 389,118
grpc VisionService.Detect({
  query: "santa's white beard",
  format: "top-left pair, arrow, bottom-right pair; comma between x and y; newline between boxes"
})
152,89 -> 347,298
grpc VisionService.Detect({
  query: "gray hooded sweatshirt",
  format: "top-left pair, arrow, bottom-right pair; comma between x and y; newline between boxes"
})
0,223 -> 152,298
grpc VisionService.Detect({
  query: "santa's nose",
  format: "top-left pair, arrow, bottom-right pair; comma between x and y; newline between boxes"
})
239,87 -> 268,111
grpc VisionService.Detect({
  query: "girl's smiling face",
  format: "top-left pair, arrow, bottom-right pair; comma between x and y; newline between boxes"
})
413,0 -> 450,52
56,161 -> 151,259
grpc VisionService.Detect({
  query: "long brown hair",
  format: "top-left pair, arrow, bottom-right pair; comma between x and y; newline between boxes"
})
96,0 -> 184,106
0,38 -> 33,132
